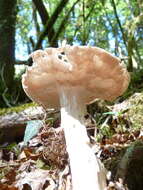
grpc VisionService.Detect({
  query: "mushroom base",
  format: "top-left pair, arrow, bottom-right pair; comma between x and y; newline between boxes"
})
59,87 -> 106,190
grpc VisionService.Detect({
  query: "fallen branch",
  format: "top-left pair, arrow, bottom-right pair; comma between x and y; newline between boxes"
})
0,106 -> 45,143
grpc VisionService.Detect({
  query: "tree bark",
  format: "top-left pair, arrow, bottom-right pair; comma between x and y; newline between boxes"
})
0,106 -> 45,143
0,0 -> 17,107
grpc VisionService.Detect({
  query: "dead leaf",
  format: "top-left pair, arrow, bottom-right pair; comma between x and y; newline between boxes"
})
0,184 -> 18,190
14,168 -> 56,190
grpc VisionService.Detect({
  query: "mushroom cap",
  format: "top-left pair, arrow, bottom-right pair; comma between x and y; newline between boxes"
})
22,45 -> 130,109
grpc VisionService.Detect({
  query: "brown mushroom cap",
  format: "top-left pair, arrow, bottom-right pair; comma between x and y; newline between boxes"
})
22,45 -> 130,108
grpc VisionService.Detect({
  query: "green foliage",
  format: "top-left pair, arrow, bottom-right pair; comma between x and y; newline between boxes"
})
36,159 -> 52,170
127,93 -> 143,129
0,0 -> 143,107
17,0 -> 34,47
16,0 -> 143,65
0,142 -> 20,156
95,92 -> 143,142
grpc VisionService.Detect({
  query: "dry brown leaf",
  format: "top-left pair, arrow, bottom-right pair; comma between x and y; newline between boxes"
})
14,168 -> 56,190
0,184 -> 18,190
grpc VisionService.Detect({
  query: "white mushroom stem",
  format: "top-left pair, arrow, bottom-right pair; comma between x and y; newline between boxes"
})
59,87 -> 107,190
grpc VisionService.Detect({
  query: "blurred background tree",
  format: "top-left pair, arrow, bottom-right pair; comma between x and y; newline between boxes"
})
0,0 -> 143,108
0,0 -> 17,107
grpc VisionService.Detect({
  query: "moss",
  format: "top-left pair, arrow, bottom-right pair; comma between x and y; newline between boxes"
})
0,102 -> 37,116
127,92 -> 143,129
95,92 -> 143,140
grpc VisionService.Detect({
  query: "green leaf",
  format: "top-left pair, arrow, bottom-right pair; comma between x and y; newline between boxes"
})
36,159 -> 51,170
103,111 -> 117,115
24,120 -> 43,145
36,159 -> 45,169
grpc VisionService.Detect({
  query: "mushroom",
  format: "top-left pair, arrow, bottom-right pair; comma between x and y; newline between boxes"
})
22,45 -> 130,190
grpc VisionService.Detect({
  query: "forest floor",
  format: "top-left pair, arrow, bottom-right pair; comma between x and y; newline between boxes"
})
1,91 -> 143,190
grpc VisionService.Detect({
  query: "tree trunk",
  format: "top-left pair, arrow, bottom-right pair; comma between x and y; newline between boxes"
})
0,0 -> 17,107
35,0 -> 69,49
32,0 -> 58,47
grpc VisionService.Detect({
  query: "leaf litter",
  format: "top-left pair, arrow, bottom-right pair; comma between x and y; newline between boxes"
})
1,93 -> 143,190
